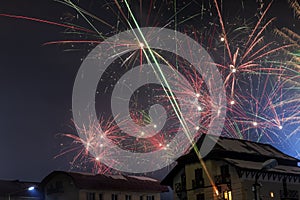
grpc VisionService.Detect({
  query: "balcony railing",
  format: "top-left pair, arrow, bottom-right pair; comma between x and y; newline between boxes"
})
175,183 -> 186,192
280,190 -> 299,200
214,175 -> 231,185
192,179 -> 204,189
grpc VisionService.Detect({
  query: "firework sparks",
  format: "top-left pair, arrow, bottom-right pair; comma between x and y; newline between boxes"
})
2,0 -> 299,174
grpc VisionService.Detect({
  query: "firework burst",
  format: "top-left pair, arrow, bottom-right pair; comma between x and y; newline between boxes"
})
2,0 -> 299,173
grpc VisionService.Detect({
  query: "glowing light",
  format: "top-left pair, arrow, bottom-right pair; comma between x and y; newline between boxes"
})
270,192 -> 274,198
28,186 -> 35,191
96,157 -> 100,161
197,106 -> 202,111
279,125 -> 283,130
229,64 -> 236,73
220,37 -> 225,42
230,100 -> 235,105
153,124 -> 157,128
253,121 -> 258,126
196,93 -> 200,98
195,126 -> 200,130
141,131 -> 145,136
139,42 -> 144,49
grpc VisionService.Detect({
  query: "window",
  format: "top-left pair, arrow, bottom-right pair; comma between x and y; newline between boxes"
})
220,165 -> 231,183
112,194 -> 118,200
196,193 -> 205,200
146,195 -> 154,200
223,191 -> 232,200
125,195 -> 132,200
47,181 -> 64,194
181,173 -> 186,189
221,165 -> 229,176
99,193 -> 103,200
55,181 -> 63,190
194,168 -> 204,187
86,192 -> 95,200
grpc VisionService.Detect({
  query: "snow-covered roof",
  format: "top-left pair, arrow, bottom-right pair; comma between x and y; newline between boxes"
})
41,171 -> 168,192
224,158 -> 300,175
216,137 -> 296,160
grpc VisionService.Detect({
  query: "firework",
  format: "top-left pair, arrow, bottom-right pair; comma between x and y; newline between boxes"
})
58,0 -> 300,172
2,0 -> 299,173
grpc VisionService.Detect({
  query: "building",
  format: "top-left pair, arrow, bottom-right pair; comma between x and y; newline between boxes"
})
40,171 -> 168,200
0,180 -> 40,200
161,135 -> 300,200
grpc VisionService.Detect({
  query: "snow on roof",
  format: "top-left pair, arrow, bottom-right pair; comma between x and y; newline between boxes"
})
106,175 -> 128,180
41,171 -> 169,192
224,158 -> 300,175
128,175 -> 159,182
217,138 -> 257,153
215,137 -> 296,160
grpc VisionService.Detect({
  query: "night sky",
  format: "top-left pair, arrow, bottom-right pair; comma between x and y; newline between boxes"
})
0,0 -> 299,182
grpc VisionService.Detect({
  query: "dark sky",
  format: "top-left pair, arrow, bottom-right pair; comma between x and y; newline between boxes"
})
0,0 -> 80,181
0,0 -> 299,182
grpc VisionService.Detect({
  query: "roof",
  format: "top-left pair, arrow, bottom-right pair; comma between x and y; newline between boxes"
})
224,158 -> 300,175
0,180 -> 40,197
161,135 -> 300,185
41,171 -> 168,192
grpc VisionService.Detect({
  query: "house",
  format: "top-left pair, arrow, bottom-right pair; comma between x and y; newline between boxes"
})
161,135 -> 300,200
0,179 -> 40,200
40,171 -> 168,200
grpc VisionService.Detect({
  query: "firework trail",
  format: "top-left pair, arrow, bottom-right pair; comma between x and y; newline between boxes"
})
2,0 -> 299,174
54,0 -> 300,172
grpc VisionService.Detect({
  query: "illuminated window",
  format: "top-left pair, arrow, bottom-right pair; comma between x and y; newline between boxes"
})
223,191 -> 232,200
270,192 -> 274,198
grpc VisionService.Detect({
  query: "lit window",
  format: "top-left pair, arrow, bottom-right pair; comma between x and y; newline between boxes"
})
228,191 -> 232,200
270,192 -> 274,198
223,191 -> 232,200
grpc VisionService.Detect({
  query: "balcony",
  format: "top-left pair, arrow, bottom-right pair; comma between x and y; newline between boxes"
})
214,175 -> 231,185
175,183 -> 186,192
280,190 -> 299,200
192,179 -> 204,189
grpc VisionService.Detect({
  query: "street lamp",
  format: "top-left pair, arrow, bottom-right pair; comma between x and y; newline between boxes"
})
8,185 -> 37,200
252,159 -> 278,200
28,186 -> 35,191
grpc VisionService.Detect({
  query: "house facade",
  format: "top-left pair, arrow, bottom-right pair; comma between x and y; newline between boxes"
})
40,171 -> 168,200
161,135 -> 300,200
